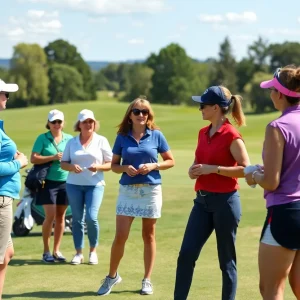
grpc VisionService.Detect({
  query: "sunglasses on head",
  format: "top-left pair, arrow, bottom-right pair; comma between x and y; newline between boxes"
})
50,120 -> 63,125
0,92 -> 9,99
131,108 -> 149,116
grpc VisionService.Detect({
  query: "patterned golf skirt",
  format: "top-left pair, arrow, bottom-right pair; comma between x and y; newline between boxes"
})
116,184 -> 162,218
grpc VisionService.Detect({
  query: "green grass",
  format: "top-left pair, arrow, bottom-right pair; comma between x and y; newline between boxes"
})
2,101 -> 294,299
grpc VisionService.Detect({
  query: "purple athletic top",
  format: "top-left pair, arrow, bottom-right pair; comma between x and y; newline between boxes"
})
264,105 -> 300,207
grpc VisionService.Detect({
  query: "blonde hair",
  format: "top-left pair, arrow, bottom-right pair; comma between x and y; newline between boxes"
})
220,86 -> 246,127
117,97 -> 160,135
73,120 -> 100,132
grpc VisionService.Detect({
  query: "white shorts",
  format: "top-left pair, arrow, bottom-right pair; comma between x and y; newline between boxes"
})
116,184 -> 162,219
261,224 -> 280,247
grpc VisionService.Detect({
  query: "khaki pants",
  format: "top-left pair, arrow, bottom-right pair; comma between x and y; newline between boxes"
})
0,196 -> 13,264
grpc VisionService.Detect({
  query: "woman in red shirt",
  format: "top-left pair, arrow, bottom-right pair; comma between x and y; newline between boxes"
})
174,86 -> 250,300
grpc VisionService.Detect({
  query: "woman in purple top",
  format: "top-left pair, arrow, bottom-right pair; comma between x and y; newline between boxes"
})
246,65 -> 300,300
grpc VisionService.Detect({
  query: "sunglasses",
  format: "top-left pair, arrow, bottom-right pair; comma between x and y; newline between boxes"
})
199,104 -> 214,110
50,120 -> 63,125
131,108 -> 149,116
0,92 -> 9,99
82,119 -> 94,124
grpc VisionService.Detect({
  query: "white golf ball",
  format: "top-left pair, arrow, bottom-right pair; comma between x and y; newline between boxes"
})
139,164 -> 144,169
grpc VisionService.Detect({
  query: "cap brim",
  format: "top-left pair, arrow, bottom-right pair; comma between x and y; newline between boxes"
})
260,79 -> 274,89
1,83 -> 19,92
191,96 -> 204,103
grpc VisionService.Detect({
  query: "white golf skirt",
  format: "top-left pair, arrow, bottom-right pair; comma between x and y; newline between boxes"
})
116,184 -> 162,219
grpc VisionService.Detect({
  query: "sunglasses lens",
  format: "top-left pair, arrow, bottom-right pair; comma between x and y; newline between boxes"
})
132,109 -> 149,116
5,93 -> 9,99
51,120 -> 62,125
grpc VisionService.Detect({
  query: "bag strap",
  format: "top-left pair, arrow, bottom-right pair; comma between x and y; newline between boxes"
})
44,133 -> 60,153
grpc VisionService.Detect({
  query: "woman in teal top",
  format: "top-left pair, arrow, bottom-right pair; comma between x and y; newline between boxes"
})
0,79 -> 28,300
31,109 -> 72,263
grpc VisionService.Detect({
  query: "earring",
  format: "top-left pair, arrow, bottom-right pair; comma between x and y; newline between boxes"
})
128,119 -> 132,124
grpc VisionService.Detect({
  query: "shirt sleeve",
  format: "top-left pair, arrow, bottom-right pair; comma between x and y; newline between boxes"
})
157,131 -> 170,153
0,134 -> 21,176
32,134 -> 44,154
112,134 -> 122,155
61,139 -> 71,162
101,137 -> 113,162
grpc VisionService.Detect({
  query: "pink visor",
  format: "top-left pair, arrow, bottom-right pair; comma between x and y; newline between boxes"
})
260,77 -> 300,98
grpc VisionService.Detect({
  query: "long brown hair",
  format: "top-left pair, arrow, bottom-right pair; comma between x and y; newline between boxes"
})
117,97 -> 160,135
220,86 -> 246,127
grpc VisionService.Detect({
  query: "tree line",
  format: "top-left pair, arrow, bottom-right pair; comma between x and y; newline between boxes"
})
1,37 -> 300,113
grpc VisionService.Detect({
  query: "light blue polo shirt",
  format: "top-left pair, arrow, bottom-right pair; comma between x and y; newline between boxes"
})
112,128 -> 170,185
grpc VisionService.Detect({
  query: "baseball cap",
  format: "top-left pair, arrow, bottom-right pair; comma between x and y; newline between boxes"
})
192,86 -> 231,107
260,68 -> 300,98
0,79 -> 19,93
78,109 -> 95,122
48,109 -> 64,122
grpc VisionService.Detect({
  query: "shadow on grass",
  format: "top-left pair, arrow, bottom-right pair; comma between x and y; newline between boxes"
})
9,259 -> 66,266
12,231 -> 73,238
112,289 -> 141,294
3,291 -> 96,298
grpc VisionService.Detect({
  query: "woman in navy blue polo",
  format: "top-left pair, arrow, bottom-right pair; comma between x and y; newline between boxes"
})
97,96 -> 175,296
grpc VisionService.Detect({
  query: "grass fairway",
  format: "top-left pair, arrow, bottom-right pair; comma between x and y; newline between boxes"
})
2,99 -> 294,299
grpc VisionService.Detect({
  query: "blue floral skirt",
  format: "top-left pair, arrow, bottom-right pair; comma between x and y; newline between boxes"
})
116,184 -> 162,219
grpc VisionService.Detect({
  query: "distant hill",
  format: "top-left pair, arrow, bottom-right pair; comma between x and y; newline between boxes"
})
0,58 -> 145,72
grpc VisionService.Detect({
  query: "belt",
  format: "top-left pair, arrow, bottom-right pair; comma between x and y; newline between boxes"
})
196,190 -> 219,197
128,184 -> 151,187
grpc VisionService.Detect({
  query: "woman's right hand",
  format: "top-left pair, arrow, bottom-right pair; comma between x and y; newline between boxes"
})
125,165 -> 139,177
53,152 -> 63,161
72,164 -> 83,173
16,152 -> 28,169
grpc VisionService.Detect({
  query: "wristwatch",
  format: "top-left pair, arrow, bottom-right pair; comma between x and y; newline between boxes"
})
155,163 -> 160,170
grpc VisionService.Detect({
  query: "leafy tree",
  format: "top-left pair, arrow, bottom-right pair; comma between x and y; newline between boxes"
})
248,36 -> 269,72
10,43 -> 49,107
244,71 -> 275,113
0,67 -> 9,81
210,37 -> 237,92
268,42 -> 300,71
48,64 -> 84,104
236,58 -> 256,93
44,39 -> 96,100
122,64 -> 153,102
146,43 -> 198,104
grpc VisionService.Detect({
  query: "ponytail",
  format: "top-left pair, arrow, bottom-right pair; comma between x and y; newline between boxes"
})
231,95 -> 246,127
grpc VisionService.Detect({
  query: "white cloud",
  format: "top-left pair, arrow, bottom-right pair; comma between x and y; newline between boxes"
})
128,38 -> 144,45
199,11 -> 257,24
27,9 -> 59,19
28,20 -> 62,34
230,34 -> 257,41
23,0 -> 168,15
298,17 -> 300,23
132,21 -> 144,28
264,28 -> 300,36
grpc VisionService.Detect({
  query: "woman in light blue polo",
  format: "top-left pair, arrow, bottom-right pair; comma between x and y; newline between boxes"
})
97,96 -> 175,296
0,79 -> 28,300
31,109 -> 72,263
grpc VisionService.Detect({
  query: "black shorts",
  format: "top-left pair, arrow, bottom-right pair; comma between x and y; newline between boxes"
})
35,180 -> 68,206
260,201 -> 300,250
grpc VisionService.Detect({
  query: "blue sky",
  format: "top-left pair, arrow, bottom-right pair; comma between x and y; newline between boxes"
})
1,0 -> 300,62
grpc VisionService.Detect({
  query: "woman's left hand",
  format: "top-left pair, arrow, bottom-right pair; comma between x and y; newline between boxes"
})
138,163 -> 156,175
190,164 -> 215,176
88,163 -> 98,172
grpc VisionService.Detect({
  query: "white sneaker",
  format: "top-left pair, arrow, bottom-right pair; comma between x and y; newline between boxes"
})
70,254 -> 84,265
141,279 -> 153,295
89,252 -> 98,265
97,273 -> 122,296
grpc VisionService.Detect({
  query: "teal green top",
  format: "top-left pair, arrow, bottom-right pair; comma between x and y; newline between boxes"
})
32,131 -> 73,182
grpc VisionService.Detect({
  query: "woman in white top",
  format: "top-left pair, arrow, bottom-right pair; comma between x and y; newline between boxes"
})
61,109 -> 112,265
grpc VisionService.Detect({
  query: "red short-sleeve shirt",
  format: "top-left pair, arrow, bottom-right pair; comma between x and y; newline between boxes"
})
194,119 -> 242,193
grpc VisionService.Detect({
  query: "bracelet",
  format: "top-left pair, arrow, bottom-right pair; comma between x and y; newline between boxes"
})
217,166 -> 221,174
252,171 -> 258,184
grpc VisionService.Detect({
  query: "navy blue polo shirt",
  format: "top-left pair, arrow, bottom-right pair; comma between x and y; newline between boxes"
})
112,129 -> 170,185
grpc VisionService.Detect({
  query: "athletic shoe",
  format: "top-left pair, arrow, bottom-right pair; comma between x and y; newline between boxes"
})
97,273 -> 122,296
89,252 -> 98,265
70,254 -> 84,265
140,279 -> 153,295
53,251 -> 66,262
42,252 -> 55,263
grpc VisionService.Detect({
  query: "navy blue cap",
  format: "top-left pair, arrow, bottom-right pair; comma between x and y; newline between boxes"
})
192,86 -> 231,107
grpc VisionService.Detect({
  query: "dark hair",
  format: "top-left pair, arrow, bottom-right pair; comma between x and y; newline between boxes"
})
279,65 -> 300,104
117,96 -> 160,135
219,86 -> 246,127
